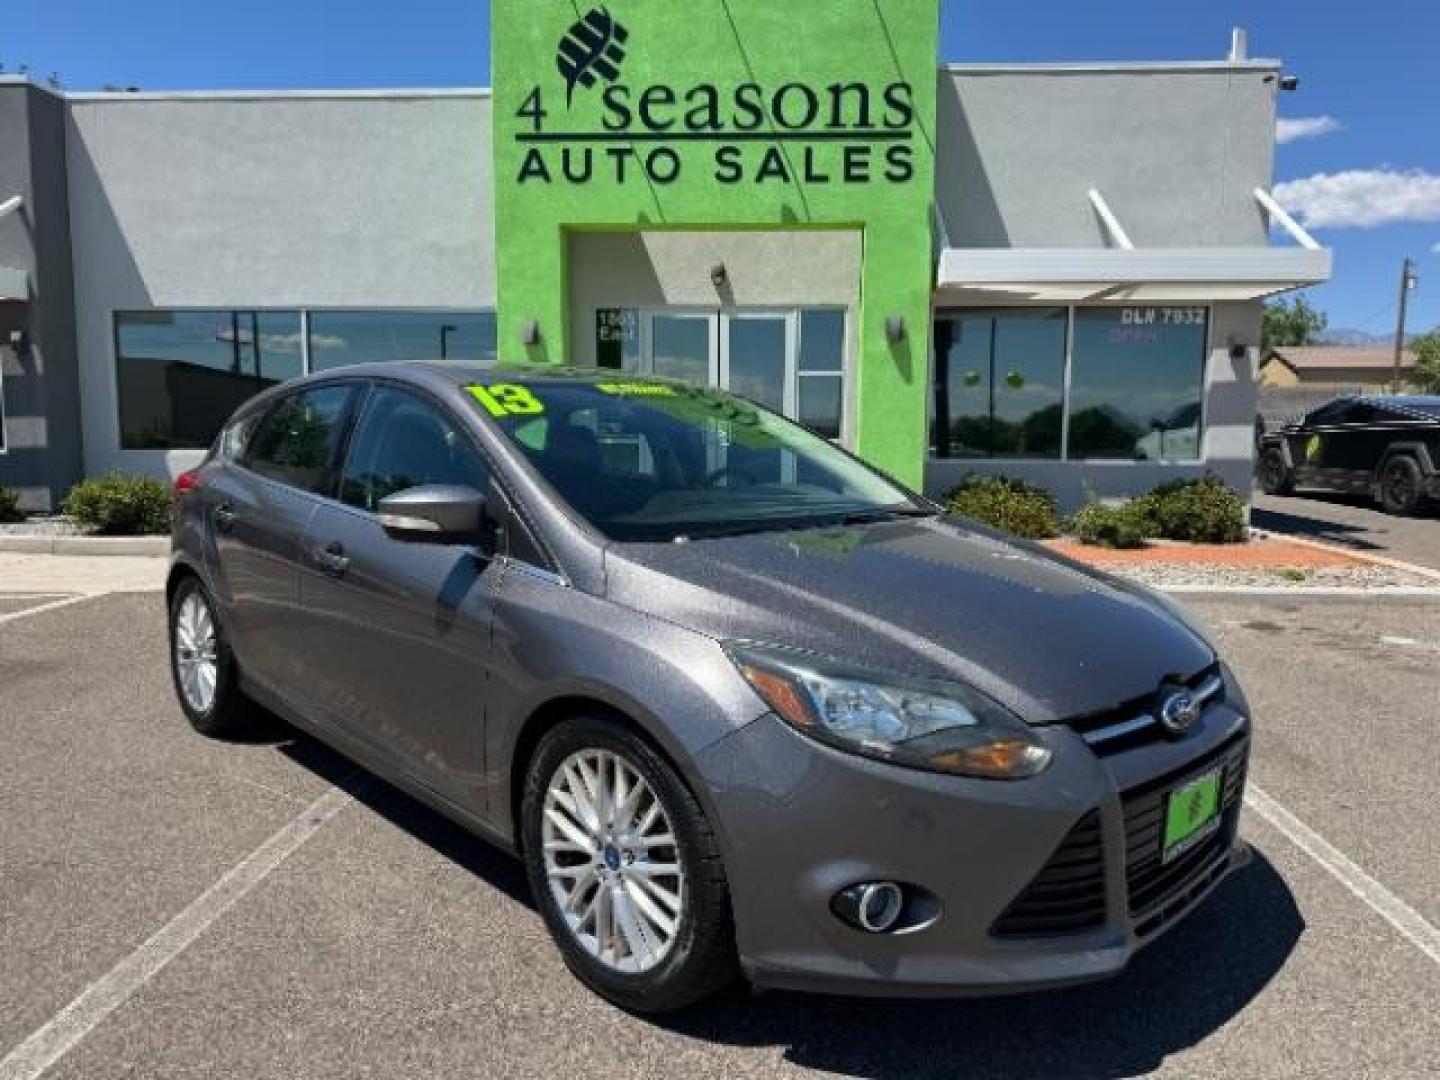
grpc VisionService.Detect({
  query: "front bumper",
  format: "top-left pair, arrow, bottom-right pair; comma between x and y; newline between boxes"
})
693,690 -> 1251,998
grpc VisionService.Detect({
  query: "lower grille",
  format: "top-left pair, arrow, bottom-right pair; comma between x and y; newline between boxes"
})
992,811 -> 1107,938
1123,735 -> 1248,935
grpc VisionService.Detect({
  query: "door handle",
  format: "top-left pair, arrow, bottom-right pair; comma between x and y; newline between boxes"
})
214,504 -> 236,533
316,541 -> 350,578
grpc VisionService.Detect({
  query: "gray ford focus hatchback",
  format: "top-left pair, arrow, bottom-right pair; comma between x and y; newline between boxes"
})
168,362 -> 1252,1013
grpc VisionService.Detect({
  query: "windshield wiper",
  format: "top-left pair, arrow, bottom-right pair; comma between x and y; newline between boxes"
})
833,506 -> 939,526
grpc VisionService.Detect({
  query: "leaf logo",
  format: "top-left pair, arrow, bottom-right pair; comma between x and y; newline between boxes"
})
556,7 -> 630,106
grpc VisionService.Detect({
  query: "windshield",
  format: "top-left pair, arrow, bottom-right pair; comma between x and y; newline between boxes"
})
466,378 -> 926,542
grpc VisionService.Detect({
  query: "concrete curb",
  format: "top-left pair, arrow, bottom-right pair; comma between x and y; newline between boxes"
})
1249,528 -> 1440,583
0,535 -> 169,557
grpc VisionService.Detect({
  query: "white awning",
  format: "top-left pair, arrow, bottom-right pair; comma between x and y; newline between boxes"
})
936,188 -> 1332,304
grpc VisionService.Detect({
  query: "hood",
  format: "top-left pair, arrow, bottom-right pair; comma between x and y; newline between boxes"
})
603,516 -> 1214,725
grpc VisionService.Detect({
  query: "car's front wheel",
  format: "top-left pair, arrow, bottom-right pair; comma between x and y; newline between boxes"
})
1378,455 -> 1425,516
1258,447 -> 1295,496
521,716 -> 738,1013
168,576 -> 251,737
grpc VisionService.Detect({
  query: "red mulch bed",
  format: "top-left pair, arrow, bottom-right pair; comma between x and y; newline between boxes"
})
1045,537 -> 1362,569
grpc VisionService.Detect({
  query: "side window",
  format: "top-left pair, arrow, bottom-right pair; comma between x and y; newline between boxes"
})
339,386 -> 491,512
246,385 -> 354,494
1306,401 -> 1352,427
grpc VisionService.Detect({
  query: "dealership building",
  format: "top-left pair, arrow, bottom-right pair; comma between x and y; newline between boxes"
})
0,1 -> 1330,511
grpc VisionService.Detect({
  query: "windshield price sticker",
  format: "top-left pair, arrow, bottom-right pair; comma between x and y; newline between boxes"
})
467,383 -> 547,418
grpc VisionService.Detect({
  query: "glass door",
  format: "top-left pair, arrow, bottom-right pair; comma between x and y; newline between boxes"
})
643,312 -> 719,386
634,308 -> 843,442
720,312 -> 795,416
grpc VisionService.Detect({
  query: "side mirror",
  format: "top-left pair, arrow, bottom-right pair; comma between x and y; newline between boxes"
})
377,485 -> 488,544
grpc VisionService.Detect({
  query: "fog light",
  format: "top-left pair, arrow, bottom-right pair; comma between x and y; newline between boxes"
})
833,882 -> 905,933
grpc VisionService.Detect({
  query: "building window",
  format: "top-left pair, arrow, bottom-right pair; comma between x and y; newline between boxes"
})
1067,307 -> 1207,462
115,308 -> 498,452
308,310 -> 497,371
930,306 -> 1209,463
116,310 -> 304,449
797,310 -> 845,440
931,309 -> 1066,459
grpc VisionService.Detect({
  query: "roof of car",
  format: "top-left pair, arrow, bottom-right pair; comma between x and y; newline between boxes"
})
408,361 -> 675,386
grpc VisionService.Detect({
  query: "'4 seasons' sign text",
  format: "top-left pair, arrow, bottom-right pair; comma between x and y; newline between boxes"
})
514,9 -> 917,188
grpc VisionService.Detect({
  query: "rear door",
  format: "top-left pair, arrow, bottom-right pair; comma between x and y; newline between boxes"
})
297,383 -> 501,810
206,383 -> 358,700
1290,401 -> 1354,489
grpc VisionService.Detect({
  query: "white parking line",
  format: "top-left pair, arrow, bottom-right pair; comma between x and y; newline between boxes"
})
0,786 -> 354,1080
0,595 -> 98,625
1245,784 -> 1440,967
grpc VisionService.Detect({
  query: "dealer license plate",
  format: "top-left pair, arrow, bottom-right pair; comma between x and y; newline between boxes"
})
1162,768 -> 1223,863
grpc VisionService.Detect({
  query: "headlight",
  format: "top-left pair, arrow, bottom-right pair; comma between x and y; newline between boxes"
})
726,644 -> 1052,780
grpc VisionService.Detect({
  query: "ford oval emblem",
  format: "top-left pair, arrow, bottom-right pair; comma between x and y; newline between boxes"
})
1158,688 -> 1201,737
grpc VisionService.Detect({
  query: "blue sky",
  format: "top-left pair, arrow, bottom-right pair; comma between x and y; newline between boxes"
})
6,0 -> 1438,337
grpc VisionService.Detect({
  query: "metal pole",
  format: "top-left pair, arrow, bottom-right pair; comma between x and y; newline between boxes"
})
1393,257 -> 1414,393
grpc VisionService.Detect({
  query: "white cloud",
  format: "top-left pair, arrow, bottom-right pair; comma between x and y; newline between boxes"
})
1273,169 -> 1440,229
1432,241 -> 1440,254
1276,116 -> 1343,145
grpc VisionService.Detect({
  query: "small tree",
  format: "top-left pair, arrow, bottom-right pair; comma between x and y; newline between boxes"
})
1262,294 -> 1328,355
1413,330 -> 1440,394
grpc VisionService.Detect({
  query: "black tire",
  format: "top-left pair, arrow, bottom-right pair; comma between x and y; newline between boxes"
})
167,576 -> 252,737
1257,447 -> 1295,496
521,715 -> 739,1014
1378,455 -> 1425,516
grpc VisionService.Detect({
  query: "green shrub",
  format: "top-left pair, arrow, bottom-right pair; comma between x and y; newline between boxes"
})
943,474 -> 1060,539
64,473 -> 173,535
1070,499 -> 1148,549
1133,475 -> 1246,545
0,486 -> 22,523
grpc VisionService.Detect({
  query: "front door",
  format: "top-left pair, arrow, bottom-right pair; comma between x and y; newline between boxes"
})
298,383 -> 499,811
639,311 -> 795,411
643,312 -> 720,387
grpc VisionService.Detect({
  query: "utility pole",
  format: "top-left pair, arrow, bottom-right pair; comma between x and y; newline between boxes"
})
1393,257 -> 1418,393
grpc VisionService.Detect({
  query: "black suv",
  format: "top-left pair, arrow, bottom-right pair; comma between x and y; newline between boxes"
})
1257,396 -> 1440,516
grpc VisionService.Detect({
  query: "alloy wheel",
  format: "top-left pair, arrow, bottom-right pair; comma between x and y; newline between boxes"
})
542,749 -> 686,974
174,592 -> 219,714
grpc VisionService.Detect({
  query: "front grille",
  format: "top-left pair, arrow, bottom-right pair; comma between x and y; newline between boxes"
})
992,811 -> 1107,938
1123,735 -> 1248,936
1067,663 -> 1225,756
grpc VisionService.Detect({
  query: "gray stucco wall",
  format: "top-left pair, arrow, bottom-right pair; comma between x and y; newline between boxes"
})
927,64 -> 1277,507
65,91 -> 496,479
937,64 -> 1279,249
0,83 -> 82,512
567,230 -> 862,443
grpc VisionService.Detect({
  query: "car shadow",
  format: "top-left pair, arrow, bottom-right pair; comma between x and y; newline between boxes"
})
1251,503 -> 1385,550
249,718 -> 1303,1079
266,720 -> 536,910
659,852 -> 1303,1079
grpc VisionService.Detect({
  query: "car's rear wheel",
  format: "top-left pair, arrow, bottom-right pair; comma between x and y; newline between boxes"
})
1379,455 -> 1425,516
168,576 -> 251,737
1258,448 -> 1295,496
521,716 -> 738,1013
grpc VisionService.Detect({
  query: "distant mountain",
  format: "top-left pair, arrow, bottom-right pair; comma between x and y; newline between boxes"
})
1319,328 -> 1389,346
1317,329 -> 1425,347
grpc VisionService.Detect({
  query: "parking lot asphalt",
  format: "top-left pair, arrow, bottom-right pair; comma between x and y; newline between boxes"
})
2,588 -> 1438,1079
1252,489 -> 1440,572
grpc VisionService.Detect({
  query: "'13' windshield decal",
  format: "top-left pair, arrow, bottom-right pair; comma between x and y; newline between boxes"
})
467,383 -> 546,418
